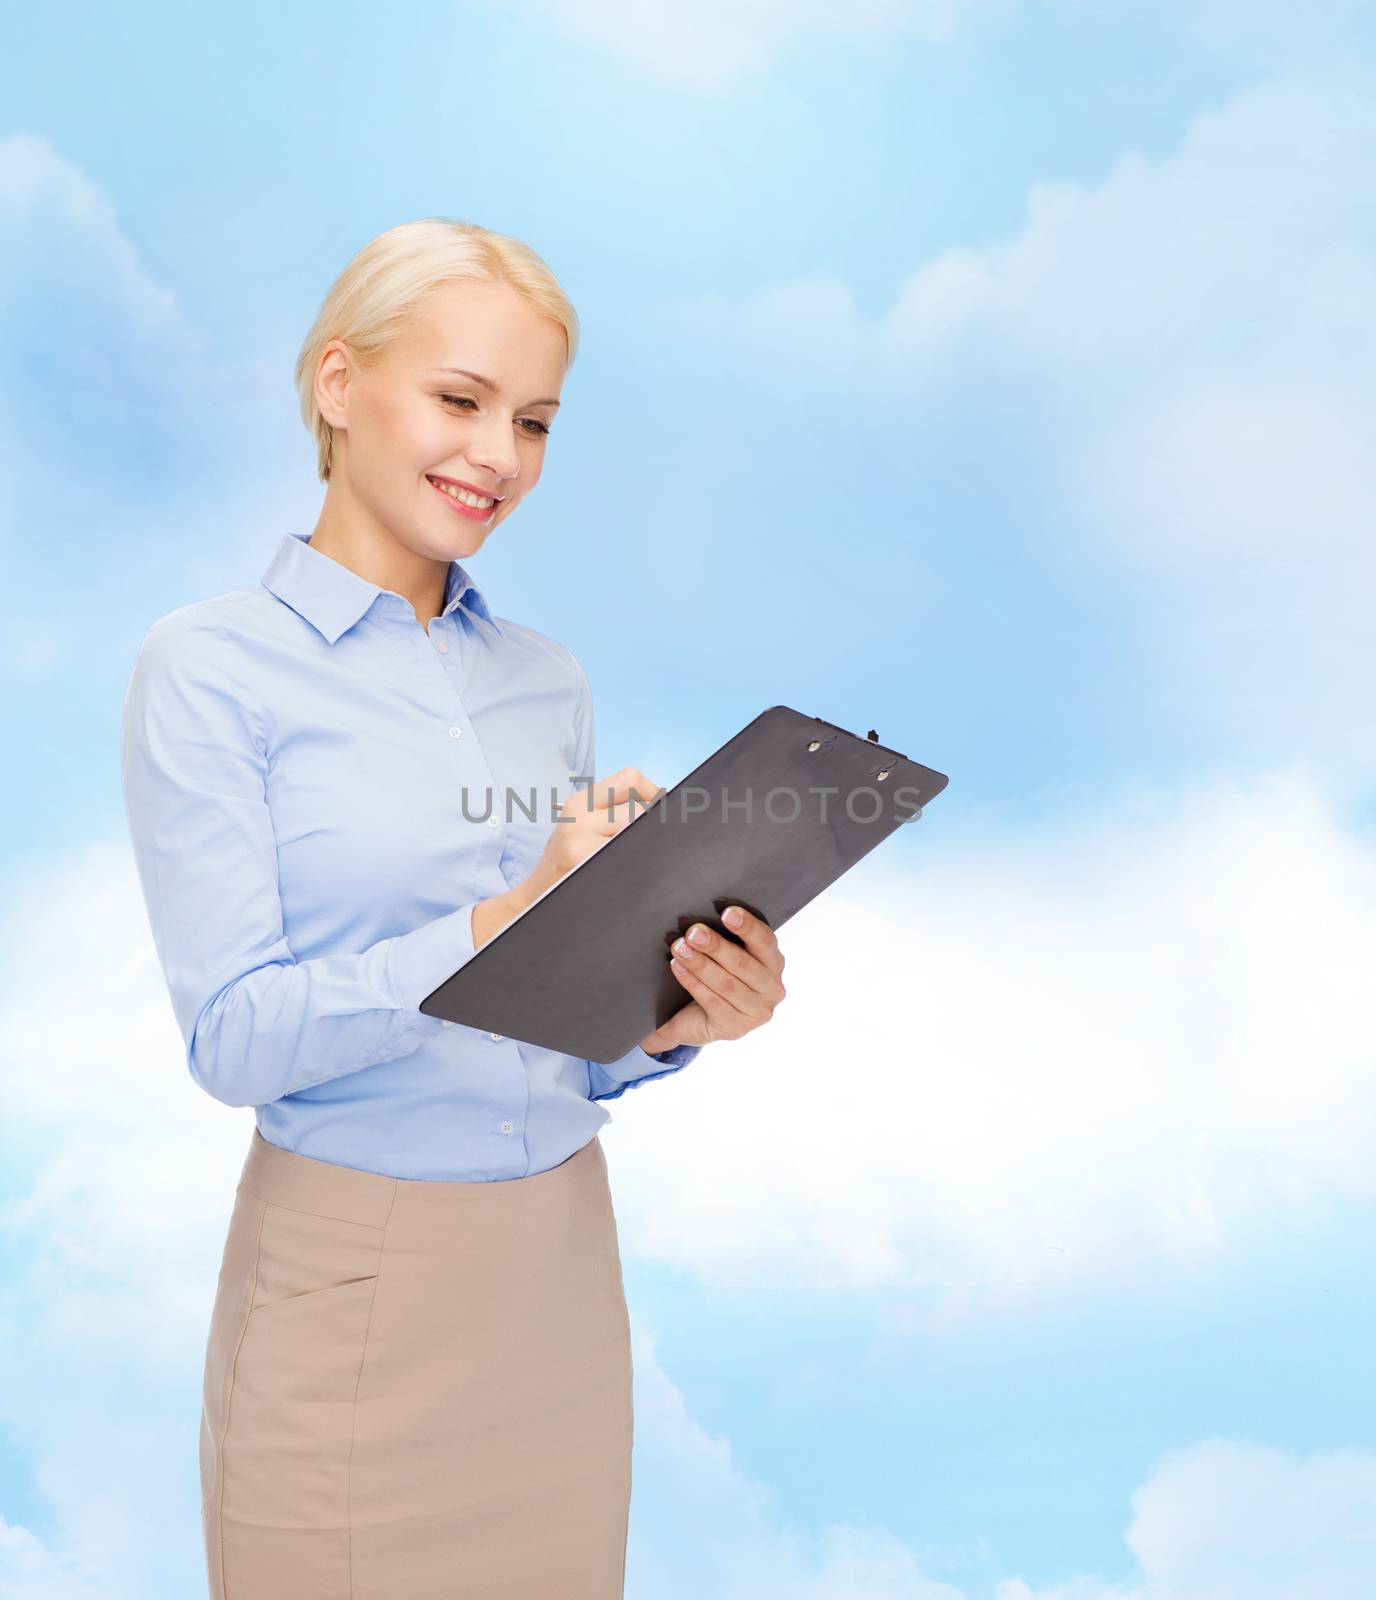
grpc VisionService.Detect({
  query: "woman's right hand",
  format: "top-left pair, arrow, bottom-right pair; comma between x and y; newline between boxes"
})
528,767 -> 665,893
470,768 -> 664,951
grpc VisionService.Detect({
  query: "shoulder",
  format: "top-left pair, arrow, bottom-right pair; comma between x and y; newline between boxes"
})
127,591 -> 273,737
490,614 -> 590,699
133,587 -> 275,674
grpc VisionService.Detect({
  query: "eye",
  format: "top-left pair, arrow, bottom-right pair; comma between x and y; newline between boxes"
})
440,394 -> 551,437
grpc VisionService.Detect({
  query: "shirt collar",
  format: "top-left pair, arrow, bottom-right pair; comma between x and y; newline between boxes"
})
261,532 -> 504,645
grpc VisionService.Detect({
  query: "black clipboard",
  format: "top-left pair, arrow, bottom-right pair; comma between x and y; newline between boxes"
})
419,705 -> 950,1061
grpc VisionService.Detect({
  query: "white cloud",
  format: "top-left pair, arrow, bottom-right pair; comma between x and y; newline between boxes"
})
0,134 -> 312,688
479,0 -> 1019,93
473,0 -> 1373,92
649,59 -> 1376,784
0,847 -> 259,1597
1172,0 -> 1375,69
624,1325 -> 967,1598
0,133 -> 206,524
0,1516 -> 104,1600
996,1439 -> 1376,1599
638,1360 -> 1376,1598
601,766 -> 1376,1306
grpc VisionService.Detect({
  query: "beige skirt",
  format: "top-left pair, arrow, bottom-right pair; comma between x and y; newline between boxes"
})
200,1127 -> 634,1599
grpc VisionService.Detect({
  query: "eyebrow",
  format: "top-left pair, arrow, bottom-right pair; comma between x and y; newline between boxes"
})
427,367 -> 561,409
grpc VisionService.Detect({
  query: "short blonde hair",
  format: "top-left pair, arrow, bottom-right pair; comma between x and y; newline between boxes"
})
294,217 -> 580,482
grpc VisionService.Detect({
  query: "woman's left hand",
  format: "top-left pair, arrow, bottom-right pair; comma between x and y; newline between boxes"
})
638,905 -> 786,1053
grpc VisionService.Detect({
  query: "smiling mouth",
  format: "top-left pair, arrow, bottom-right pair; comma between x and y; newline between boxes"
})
426,475 -> 500,510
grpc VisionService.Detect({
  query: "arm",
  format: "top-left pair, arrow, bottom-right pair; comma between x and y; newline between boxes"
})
564,654 -> 703,1102
120,616 -> 499,1110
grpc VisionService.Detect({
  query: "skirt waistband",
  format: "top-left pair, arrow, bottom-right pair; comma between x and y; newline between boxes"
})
238,1126 -> 604,1230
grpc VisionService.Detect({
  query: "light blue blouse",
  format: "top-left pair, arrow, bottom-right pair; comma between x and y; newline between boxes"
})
120,531 -> 701,1181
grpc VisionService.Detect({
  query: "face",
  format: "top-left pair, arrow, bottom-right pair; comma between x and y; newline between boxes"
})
315,278 -> 567,560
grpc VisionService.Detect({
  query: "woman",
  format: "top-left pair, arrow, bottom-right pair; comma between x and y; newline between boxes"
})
120,217 -> 786,1599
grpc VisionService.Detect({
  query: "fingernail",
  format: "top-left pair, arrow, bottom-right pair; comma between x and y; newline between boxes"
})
688,923 -> 710,945
723,906 -> 743,928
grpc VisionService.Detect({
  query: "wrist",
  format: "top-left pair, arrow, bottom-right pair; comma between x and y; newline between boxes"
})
472,877 -> 542,950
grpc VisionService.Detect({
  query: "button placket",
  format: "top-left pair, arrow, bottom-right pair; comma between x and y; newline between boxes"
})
405,629 -> 502,837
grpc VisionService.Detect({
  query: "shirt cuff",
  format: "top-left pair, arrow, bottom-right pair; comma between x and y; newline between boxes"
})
587,1041 -> 703,1102
384,901 -> 481,1033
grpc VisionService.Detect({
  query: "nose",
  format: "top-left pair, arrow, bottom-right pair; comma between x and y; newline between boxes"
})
463,414 -> 522,484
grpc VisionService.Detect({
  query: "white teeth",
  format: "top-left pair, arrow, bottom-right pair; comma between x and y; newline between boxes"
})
430,476 -> 495,509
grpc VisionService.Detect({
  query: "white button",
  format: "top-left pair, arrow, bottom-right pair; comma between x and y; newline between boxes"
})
500,1120 -> 514,1134
490,1031 -> 503,1041
442,1020 -> 454,1028
438,640 -> 449,653
449,726 -> 463,739
486,815 -> 500,828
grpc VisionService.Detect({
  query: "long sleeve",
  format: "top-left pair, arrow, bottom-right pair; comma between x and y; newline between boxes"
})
566,655 -> 703,1101
121,616 -> 483,1110
587,1040 -> 702,1101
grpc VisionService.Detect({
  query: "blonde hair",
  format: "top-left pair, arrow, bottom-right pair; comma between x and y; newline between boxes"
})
294,217 -> 580,482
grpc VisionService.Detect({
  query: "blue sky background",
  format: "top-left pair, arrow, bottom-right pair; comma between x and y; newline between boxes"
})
3,2 -> 1375,1595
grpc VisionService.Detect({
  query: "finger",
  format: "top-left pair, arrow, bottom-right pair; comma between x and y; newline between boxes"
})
556,798 -> 630,840
563,770 -> 664,829
673,927 -> 781,1005
675,919 -> 784,1000
590,768 -> 665,816
667,954 -> 750,1037
717,905 -> 785,976
599,767 -> 663,801
669,944 -> 773,1027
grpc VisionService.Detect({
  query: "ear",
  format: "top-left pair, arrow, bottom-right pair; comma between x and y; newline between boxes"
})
315,341 -> 354,429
